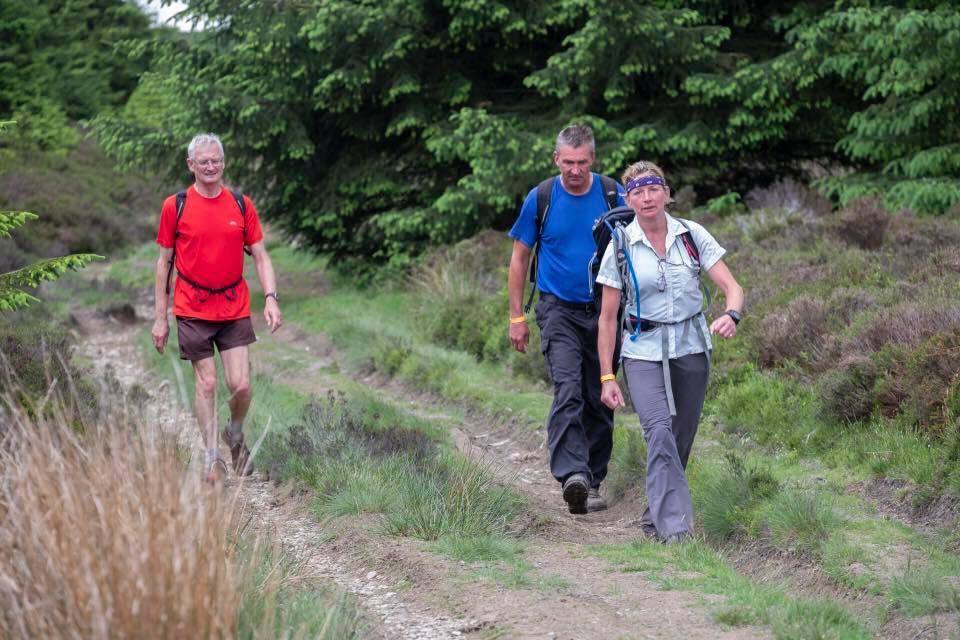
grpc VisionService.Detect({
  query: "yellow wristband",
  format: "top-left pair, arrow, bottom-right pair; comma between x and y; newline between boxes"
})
509,315 -> 526,324
600,374 -> 616,383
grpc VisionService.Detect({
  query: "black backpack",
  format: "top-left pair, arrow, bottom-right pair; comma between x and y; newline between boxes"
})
589,205 -> 706,334
523,174 -> 620,313
164,189 -> 252,297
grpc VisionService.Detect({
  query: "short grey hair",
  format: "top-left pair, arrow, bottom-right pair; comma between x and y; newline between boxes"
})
187,133 -> 224,159
555,125 -> 595,153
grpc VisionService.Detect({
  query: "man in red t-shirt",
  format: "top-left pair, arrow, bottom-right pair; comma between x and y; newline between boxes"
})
152,133 -> 283,484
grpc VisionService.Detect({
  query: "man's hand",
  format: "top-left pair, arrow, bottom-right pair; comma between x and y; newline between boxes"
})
152,317 -> 169,354
509,320 -> 530,353
264,298 -> 283,333
601,380 -> 625,410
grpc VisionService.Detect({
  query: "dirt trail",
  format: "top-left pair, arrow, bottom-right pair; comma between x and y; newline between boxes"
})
73,291 -> 769,639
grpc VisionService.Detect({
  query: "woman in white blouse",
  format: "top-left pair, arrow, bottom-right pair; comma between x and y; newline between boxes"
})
596,160 -> 744,544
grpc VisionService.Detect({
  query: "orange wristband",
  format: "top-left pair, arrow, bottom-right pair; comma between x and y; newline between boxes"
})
510,315 -> 526,324
600,374 -> 616,383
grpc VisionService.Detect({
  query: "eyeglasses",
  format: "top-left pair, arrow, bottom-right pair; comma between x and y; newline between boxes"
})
193,158 -> 224,168
656,257 -> 699,293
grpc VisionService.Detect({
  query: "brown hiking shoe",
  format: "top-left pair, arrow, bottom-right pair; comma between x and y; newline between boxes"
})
562,473 -> 589,514
221,428 -> 253,476
587,487 -> 608,513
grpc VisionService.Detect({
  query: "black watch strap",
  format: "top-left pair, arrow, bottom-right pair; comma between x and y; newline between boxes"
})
265,292 -> 279,302
725,309 -> 742,325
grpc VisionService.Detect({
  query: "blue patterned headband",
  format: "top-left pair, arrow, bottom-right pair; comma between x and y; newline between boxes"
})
625,175 -> 665,193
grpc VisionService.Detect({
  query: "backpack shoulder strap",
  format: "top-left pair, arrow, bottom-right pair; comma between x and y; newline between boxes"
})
524,177 -> 556,313
174,190 -> 187,228
228,189 -> 246,216
676,217 -> 713,310
534,177 -> 555,234
167,190 -> 188,295
598,174 -> 619,210
675,218 -> 701,266
228,189 -> 254,256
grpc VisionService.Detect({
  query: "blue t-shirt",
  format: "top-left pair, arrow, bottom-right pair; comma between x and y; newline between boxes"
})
509,174 -> 625,303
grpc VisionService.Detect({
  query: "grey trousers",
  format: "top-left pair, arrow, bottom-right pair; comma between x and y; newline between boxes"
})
624,353 -> 709,537
535,294 -> 619,487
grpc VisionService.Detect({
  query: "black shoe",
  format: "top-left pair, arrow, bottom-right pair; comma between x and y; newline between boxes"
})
562,473 -> 589,514
639,521 -> 658,539
586,487 -> 608,513
661,531 -> 692,545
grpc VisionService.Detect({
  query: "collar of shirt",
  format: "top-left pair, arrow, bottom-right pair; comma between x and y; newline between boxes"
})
624,212 -> 689,252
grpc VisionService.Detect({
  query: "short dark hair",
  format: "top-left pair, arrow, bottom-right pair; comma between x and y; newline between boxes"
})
555,125 -> 595,153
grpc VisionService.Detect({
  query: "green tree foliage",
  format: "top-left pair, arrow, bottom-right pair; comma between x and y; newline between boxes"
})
94,1 -> 960,272
788,4 -> 960,214
0,0 -> 155,152
0,210 -> 102,311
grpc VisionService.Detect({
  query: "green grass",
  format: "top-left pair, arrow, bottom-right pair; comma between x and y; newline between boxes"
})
889,567 -> 960,617
237,541 -> 365,639
434,534 -> 525,563
591,539 -> 872,640
766,490 -> 842,556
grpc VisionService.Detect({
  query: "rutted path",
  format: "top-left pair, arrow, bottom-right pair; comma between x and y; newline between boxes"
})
73,295 -> 769,639
73,304 -> 470,640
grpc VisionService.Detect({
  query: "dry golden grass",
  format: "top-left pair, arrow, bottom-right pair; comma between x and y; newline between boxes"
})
0,387 -> 359,640
0,394 -> 243,639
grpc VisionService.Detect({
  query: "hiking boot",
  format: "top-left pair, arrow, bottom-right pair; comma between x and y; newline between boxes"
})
587,487 -> 608,513
562,473 -> 589,515
221,427 -> 254,476
205,457 -> 228,485
662,531 -> 692,545
639,521 -> 658,540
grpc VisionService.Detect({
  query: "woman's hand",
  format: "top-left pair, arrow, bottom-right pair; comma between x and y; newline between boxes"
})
601,380 -> 626,410
709,313 -> 737,339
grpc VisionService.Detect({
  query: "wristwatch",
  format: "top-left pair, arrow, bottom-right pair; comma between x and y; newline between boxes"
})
724,309 -> 742,325
265,292 -> 279,303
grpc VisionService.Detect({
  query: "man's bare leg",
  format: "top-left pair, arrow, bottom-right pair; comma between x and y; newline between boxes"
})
191,357 -> 221,475
221,346 -> 251,424
220,346 -> 253,474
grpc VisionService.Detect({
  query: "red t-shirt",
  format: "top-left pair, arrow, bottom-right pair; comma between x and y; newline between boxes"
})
156,185 -> 264,321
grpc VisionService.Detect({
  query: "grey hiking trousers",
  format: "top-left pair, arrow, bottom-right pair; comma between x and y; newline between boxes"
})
535,294 -> 620,487
624,353 -> 709,537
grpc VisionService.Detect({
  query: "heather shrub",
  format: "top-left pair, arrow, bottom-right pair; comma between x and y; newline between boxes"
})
847,303 -> 960,354
817,354 -> 878,423
881,327 -> 960,430
0,318 -> 97,421
834,197 -> 890,250
744,178 -> 832,219
755,295 -> 832,368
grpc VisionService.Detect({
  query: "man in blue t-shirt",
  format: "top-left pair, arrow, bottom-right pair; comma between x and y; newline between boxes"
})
507,124 -> 625,515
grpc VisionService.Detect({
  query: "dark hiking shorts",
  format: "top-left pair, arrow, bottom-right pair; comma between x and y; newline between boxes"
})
176,316 -> 257,361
